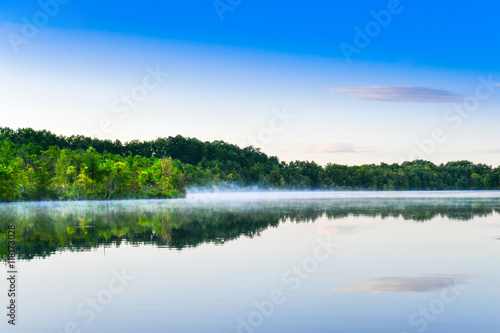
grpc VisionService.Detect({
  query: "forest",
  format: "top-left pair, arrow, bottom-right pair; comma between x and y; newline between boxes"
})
1,127 -> 500,202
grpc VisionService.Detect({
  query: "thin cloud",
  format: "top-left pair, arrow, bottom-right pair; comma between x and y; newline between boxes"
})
331,86 -> 463,103
478,149 -> 500,154
311,143 -> 364,154
301,102 -> 337,106
334,275 -> 476,293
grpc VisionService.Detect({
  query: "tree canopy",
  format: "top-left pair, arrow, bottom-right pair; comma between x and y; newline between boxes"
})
1,127 -> 500,202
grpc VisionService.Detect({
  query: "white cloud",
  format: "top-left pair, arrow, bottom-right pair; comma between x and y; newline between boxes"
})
331,86 -> 463,103
311,143 -> 364,154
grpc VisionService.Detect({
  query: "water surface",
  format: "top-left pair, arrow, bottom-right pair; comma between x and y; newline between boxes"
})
1,191 -> 500,332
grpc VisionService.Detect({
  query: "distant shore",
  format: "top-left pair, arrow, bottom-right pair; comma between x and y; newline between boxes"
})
2,127 -> 500,203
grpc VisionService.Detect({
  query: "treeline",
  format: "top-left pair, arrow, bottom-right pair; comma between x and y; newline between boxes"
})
1,127 -> 500,202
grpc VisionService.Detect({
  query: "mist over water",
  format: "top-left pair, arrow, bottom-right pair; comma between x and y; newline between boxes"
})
185,189 -> 500,203
2,190 -> 500,214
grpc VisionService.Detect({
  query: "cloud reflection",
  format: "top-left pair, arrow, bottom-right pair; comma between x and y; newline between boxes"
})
334,275 -> 476,293
315,226 -> 339,236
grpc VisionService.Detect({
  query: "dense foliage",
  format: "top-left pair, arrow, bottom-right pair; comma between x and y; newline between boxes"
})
0,134 -> 185,201
1,127 -> 500,202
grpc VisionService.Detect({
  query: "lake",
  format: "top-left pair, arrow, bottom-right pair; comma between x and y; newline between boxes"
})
1,191 -> 500,333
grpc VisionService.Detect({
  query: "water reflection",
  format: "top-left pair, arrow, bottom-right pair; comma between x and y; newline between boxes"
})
333,275 -> 476,293
1,196 -> 500,260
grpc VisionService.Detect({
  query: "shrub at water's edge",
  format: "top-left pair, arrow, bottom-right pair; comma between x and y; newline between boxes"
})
0,139 -> 186,201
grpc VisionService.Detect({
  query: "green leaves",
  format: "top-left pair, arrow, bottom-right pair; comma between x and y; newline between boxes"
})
0,140 -> 23,201
1,127 -> 500,201
0,139 -> 187,201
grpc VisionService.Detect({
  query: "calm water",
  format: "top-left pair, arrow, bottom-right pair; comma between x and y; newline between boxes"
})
1,191 -> 500,333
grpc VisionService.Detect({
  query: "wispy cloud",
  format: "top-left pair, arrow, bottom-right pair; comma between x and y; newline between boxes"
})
331,86 -> 463,103
334,275 -> 476,293
477,149 -> 500,154
301,102 -> 337,106
310,143 -> 365,154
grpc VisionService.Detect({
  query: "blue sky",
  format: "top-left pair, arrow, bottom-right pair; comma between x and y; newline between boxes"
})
1,0 -> 499,165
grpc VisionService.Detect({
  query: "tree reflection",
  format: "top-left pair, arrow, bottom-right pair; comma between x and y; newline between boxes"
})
1,198 -> 499,260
